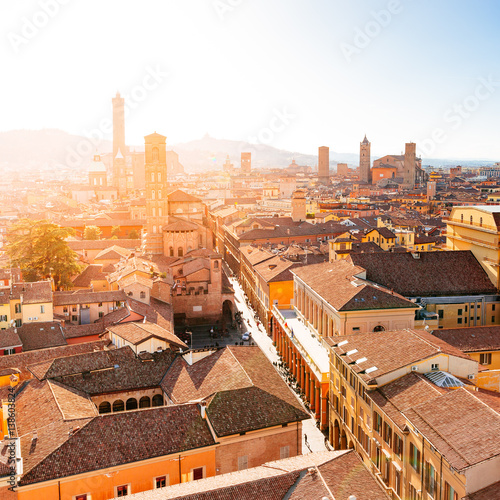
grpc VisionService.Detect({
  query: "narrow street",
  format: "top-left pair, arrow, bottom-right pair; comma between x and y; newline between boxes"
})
228,275 -> 329,455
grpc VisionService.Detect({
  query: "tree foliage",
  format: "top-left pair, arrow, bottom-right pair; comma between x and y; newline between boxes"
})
83,225 -> 102,240
128,229 -> 139,239
5,219 -> 81,289
111,225 -> 120,238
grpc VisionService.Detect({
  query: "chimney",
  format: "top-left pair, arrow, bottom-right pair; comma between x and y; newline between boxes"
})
199,401 -> 207,419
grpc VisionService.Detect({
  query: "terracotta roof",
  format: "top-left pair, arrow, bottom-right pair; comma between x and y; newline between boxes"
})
0,340 -> 108,379
19,404 -> 216,486
292,260 -> 417,312
62,322 -> 105,339
370,372 -> 447,430
349,250 -> 496,297
94,245 -> 132,261
14,322 -> 67,351
72,264 -> 108,287
12,281 -> 52,304
107,322 -> 187,348
45,347 -> 177,395
0,328 -> 22,350
207,386 -> 308,436
464,481 -> 500,500
53,290 -> 127,306
67,239 -> 141,251
238,222 -> 346,241
403,388 -> 500,471
163,218 -> 199,232
431,326 -> 500,353
240,246 -> 274,266
122,450 -> 390,500
325,329 -> 470,384
166,189 -> 201,203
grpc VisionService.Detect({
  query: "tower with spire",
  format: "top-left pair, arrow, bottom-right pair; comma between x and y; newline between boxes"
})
360,135 -> 371,184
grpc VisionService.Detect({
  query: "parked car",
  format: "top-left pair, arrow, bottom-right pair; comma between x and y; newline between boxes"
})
241,332 -> 251,341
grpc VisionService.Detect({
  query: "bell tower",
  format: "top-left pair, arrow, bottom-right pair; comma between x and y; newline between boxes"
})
360,135 -> 371,183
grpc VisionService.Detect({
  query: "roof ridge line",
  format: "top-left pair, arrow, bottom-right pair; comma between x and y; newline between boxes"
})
228,347 -> 254,387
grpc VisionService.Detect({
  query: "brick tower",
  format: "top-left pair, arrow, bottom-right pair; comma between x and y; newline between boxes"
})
360,135 -> 371,183
144,133 -> 169,255
318,146 -> 330,184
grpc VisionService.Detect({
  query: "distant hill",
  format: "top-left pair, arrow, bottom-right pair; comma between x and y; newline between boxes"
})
0,129 -> 495,173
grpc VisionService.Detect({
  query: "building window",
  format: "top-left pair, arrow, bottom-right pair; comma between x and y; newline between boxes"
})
438,310 -> 443,319
480,217 -> 483,227
460,214 -> 463,223
409,484 -> 418,500
394,467 -> 401,497
152,147 -> 159,161
116,484 -> 129,497
280,446 -> 290,459
158,172 -> 161,182
152,190 -> 155,200
139,396 -> 151,408
113,400 -> 124,412
425,462 -> 438,499
15,303 -> 21,314
457,308 -> 462,316
158,190 -> 162,199
238,455 -> 248,470
178,247 -> 184,257
155,476 -> 168,489
457,318 -> 462,324
72,306 -> 77,312
445,482 -> 459,500
493,304 -> 496,311
40,305 -> 45,314
393,433 -> 403,457
99,401 -> 111,414
72,315 -> 78,322
480,353 -> 492,365
75,495 -> 89,500
410,442 -> 421,472
152,394 -> 164,406
151,172 -> 155,182
140,291 -> 146,299
470,215 -> 473,224
192,467 -> 204,480
383,422 -> 392,447
3,349 -> 15,356
374,412 -> 382,434
431,363 -> 439,371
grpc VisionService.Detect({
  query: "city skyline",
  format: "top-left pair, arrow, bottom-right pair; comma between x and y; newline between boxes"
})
2,0 -> 500,160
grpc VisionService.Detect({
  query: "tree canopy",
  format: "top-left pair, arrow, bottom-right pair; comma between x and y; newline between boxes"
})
83,225 -> 102,240
5,219 -> 81,289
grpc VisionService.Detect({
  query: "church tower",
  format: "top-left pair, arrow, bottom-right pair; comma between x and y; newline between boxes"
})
144,133 -> 169,255
89,153 -> 107,188
112,92 -> 126,195
360,135 -> 371,183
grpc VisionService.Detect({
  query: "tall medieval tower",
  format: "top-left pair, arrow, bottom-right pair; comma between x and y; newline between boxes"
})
144,133 -> 169,255
403,142 -> 416,189
241,152 -> 251,173
360,135 -> 371,183
318,146 -> 330,184
112,92 -> 127,196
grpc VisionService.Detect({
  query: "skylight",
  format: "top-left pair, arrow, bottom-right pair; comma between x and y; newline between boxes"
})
424,371 -> 464,388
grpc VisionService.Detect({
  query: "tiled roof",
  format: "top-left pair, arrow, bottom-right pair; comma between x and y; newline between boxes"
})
94,245 -> 132,261
67,239 -> 141,251
14,322 -> 67,351
62,322 -> 105,339
325,329 -> 470,384
292,260 -> 417,312
370,372 -> 447,430
46,347 -> 177,395
0,340 -> 108,379
349,250 -> 496,297
12,281 -> 52,304
464,480 -> 500,500
207,386 -> 308,436
240,246 -> 274,266
122,450 -> 390,500
72,264 -> 108,287
107,322 -> 187,348
403,388 -> 500,471
53,290 -> 127,306
167,189 -> 201,203
20,404 -> 216,486
238,222 -> 346,241
0,328 -> 22,349
431,326 -> 500,352
47,380 -> 98,420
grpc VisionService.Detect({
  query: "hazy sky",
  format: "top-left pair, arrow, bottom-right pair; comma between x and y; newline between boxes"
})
2,0 -> 500,159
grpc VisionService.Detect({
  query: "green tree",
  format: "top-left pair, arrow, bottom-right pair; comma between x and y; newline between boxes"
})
128,229 -> 139,239
83,225 -> 102,240
111,225 -> 120,238
5,219 -> 81,289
